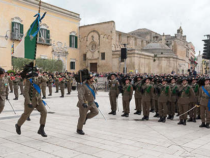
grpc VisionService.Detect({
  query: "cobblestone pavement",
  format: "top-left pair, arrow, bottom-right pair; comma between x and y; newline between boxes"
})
0,88 -> 210,158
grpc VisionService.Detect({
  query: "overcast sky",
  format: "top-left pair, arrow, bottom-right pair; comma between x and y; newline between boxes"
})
43,0 -> 210,55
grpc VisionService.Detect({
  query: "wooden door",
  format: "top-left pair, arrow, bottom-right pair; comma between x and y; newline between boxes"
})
90,63 -> 97,73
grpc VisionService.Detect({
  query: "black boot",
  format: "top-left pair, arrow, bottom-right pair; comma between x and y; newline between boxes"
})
199,122 -> 206,128
27,117 -> 31,121
48,94 -> 52,96
121,113 -> 126,117
10,91 -> 13,93
158,117 -> 163,122
109,111 -> 114,115
38,125 -> 47,137
196,115 -> 201,119
60,95 -> 64,98
170,115 -> 174,120
13,98 -> 18,100
15,124 -> 21,135
167,115 -> 171,119
77,129 -> 85,135
142,116 -> 146,120
154,113 -> 159,117
145,116 -> 149,120
187,118 -> 193,122
178,120 -> 183,125
20,93 -> 23,95
176,113 -> 179,116
150,109 -> 154,113
42,96 -> 46,99
183,120 -> 186,125
192,118 -> 196,122
112,111 -> 116,115
138,111 -> 141,115
134,111 -> 139,115
125,113 -> 129,117
162,117 -> 166,123
206,123 -> 210,129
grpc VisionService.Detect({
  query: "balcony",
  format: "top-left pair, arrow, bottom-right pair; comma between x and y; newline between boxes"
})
11,32 -> 23,41
37,37 -> 52,46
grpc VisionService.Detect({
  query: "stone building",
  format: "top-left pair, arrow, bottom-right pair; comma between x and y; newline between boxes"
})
79,21 -> 196,74
0,0 -> 80,72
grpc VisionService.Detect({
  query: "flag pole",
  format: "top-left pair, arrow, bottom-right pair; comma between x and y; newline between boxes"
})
30,0 -> 41,102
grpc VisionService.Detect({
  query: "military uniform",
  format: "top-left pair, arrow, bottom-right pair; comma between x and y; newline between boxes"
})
188,83 -> 199,122
157,84 -> 171,122
48,77 -> 53,96
0,77 -> 8,113
141,83 -> 154,120
134,80 -> 142,114
168,83 -> 178,119
199,85 -> 210,128
122,83 -> 133,116
153,83 -> 159,117
59,77 -> 66,97
66,75 -> 73,94
177,84 -> 195,125
41,75 -> 48,99
77,82 -> 99,134
108,79 -> 119,114
8,75 -> 13,93
13,76 -> 20,100
54,75 -> 60,93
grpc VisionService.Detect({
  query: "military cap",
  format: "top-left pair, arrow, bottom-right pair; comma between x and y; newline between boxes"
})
0,67 -> 5,74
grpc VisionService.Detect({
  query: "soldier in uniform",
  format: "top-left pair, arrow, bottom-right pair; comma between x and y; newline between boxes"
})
0,68 -> 8,114
59,75 -> 66,98
76,70 -> 99,135
9,72 -> 14,93
13,74 -> 20,100
188,77 -> 199,122
177,78 -> 195,125
48,75 -> 53,96
54,74 -> 60,93
108,73 -> 119,115
15,63 -> 47,137
121,76 -> 133,117
168,77 -> 178,120
133,75 -> 142,115
141,77 -> 154,120
198,77 -> 210,128
66,72 -> 73,95
4,72 -> 9,100
157,79 -> 171,123
153,77 -> 160,117
41,72 -> 48,99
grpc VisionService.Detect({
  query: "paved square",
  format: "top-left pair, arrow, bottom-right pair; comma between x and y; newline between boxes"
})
0,88 -> 210,158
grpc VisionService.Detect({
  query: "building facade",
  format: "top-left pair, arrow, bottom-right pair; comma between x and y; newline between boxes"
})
0,0 -> 80,72
79,21 -> 196,74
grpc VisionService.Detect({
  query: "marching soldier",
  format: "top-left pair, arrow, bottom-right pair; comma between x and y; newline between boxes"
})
177,78 -> 195,125
188,77 -> 199,122
48,75 -> 53,96
168,77 -> 178,120
13,74 -> 20,100
141,77 -> 154,120
157,79 -> 171,123
0,68 -> 8,114
41,72 -> 48,99
108,73 -> 119,115
134,75 -> 142,115
15,63 -> 48,137
54,74 -> 60,93
198,77 -> 210,128
76,70 -> 99,135
153,78 -> 160,117
121,76 -> 133,117
66,72 -> 73,95
9,72 -> 14,93
4,73 -> 9,100
59,75 -> 66,98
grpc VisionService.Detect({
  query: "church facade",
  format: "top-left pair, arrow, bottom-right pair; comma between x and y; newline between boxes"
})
79,21 -> 196,74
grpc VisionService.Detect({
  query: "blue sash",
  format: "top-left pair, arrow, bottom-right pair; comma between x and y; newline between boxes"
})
202,86 -> 210,111
85,83 -> 99,108
29,78 -> 46,106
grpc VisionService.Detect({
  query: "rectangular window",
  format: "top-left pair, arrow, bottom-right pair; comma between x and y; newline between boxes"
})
83,54 -> 86,61
70,61 -> 75,70
101,52 -> 105,60
70,35 -> 78,48
39,29 -> 50,45
12,22 -> 23,40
